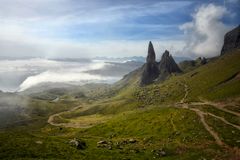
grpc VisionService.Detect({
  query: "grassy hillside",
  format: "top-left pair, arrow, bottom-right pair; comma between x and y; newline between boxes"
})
0,50 -> 240,159
134,50 -> 240,104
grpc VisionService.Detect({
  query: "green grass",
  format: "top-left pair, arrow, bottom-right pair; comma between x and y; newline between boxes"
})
225,105 -> 240,113
133,50 -> 240,104
205,115 -> 240,147
0,106 -> 229,160
0,51 -> 240,159
200,105 -> 240,126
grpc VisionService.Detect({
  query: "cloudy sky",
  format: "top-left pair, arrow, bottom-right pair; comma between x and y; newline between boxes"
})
0,0 -> 239,58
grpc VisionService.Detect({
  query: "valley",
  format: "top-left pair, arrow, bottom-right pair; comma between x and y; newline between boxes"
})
0,47 -> 239,159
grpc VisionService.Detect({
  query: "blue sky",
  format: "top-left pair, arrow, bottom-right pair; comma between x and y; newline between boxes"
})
0,0 -> 239,58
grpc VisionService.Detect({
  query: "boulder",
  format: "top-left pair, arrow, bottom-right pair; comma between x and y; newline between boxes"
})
97,140 -> 108,145
128,138 -> 137,143
69,138 -> 87,150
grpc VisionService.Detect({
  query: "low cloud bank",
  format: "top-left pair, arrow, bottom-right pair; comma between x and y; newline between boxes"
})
18,70 -> 118,92
0,58 -> 141,92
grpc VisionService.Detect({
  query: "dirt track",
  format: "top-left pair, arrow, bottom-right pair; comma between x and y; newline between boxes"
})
176,82 -> 240,148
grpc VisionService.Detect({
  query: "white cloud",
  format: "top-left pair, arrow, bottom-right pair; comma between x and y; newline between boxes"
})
0,58 -> 117,91
0,23 -> 184,58
18,71 -> 115,91
0,0 -> 190,58
179,3 -> 230,58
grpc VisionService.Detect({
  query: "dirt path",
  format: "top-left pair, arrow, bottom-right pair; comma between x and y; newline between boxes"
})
207,112 -> 240,130
180,82 -> 189,104
170,113 -> 177,132
204,102 -> 240,117
189,108 -> 224,146
175,82 -> 240,147
47,104 -> 84,128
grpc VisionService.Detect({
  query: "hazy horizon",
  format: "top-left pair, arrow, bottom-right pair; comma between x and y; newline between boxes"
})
0,57 -> 144,92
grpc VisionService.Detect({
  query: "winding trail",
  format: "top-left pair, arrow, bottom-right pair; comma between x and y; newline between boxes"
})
47,104 -> 85,128
46,80 -> 240,149
189,108 -> 224,146
180,82 -> 189,104
170,113 -> 177,132
207,112 -> 240,130
175,81 -> 240,147
201,100 -> 240,117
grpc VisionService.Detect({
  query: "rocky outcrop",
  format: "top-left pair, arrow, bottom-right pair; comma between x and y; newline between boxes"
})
69,138 -> 87,150
179,57 -> 207,72
141,42 -> 159,85
141,42 -> 181,85
156,50 -> 182,81
146,41 -> 156,63
221,25 -> 240,55
159,50 -> 181,74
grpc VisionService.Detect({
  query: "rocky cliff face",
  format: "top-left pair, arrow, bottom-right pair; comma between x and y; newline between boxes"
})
221,25 -> 240,55
141,42 -> 181,85
159,50 -> 181,74
141,42 -> 159,85
146,41 -> 156,63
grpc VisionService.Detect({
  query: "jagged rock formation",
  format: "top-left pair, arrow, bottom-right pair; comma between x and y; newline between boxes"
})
221,25 -> 240,55
146,41 -> 156,63
141,42 -> 181,85
141,42 -> 159,85
159,50 -> 181,74
157,50 -> 182,81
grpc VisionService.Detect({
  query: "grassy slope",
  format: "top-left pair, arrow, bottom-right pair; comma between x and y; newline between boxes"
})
134,50 -> 240,104
0,50 -> 240,159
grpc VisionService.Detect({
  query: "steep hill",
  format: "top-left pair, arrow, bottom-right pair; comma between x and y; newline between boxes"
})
0,28 -> 240,160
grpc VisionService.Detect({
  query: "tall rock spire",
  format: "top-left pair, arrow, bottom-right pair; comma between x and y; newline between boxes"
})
141,43 -> 182,85
146,41 -> 156,63
141,42 -> 159,85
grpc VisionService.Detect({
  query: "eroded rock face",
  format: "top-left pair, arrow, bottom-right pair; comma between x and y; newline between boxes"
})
221,25 -> 240,55
141,41 -> 159,85
147,41 -> 156,64
141,42 -> 181,85
159,50 -> 181,74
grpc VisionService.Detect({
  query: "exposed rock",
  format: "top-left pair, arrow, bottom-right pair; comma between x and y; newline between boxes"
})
221,25 -> 240,55
69,138 -> 87,150
151,149 -> 167,157
179,57 -> 207,72
141,41 -> 159,85
200,57 -> 207,65
35,141 -> 43,144
159,50 -> 181,74
128,138 -> 137,143
141,42 -> 182,85
147,41 -> 156,63
97,140 -> 108,145
97,140 -> 113,149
